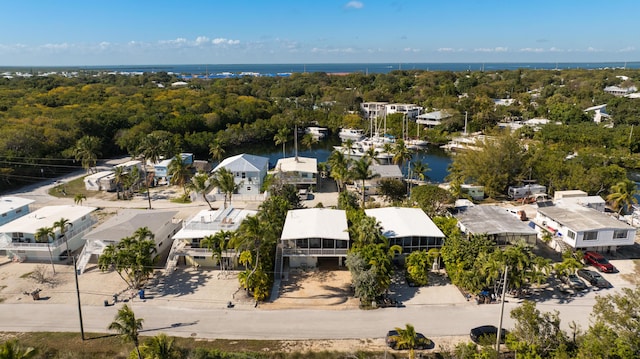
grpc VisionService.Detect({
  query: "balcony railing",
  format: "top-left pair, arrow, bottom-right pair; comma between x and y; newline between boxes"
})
282,248 -> 348,256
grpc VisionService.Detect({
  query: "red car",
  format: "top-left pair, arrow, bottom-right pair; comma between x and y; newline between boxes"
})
583,251 -> 616,273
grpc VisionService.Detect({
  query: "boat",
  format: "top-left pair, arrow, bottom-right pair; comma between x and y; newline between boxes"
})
441,134 -> 486,152
305,126 -> 329,139
333,133 -> 394,162
339,128 -> 366,141
406,138 -> 429,150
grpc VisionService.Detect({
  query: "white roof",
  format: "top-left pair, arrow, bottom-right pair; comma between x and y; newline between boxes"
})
84,170 -> 114,181
365,207 -> 445,239
213,154 -> 269,173
275,157 -> 317,174
371,164 -> 402,178
584,104 -> 607,112
537,205 -> 634,232
281,208 -> 349,241
0,205 -> 96,234
173,207 -> 257,240
0,196 -> 35,214
417,110 -> 452,121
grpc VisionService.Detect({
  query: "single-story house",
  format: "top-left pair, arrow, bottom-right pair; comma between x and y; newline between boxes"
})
0,205 -> 97,262
78,209 -> 181,274
280,208 -> 350,269
356,164 -> 403,195
535,204 -> 635,253
454,205 -> 537,246
416,110 -> 453,128
168,206 -> 257,269
0,196 -> 34,226
365,207 -> 445,254
83,171 -> 114,191
212,154 -> 269,195
274,156 -> 317,187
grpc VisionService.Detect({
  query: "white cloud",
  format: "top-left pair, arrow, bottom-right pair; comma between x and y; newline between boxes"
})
473,47 -> 508,53
437,47 -> 463,52
618,46 -> 636,53
586,46 -> 602,52
195,36 -> 210,45
345,1 -> 364,9
403,47 -> 420,53
549,47 -> 563,52
212,37 -> 239,45
41,43 -> 71,50
519,48 -> 545,53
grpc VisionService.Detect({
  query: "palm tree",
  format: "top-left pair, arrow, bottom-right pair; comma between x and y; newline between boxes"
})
273,127 -> 290,158
389,324 -> 421,359
139,333 -> 178,359
167,155 -> 192,197
411,160 -> 430,182
392,139 -> 412,170
114,165 -> 125,200
341,138 -> 355,161
35,227 -> 56,275
137,134 -> 165,210
189,172 -> 215,210
73,135 -> 102,174
201,230 -> 232,273
209,167 -> 240,209
300,133 -> 317,150
73,193 -> 86,205
607,179 -> 638,216
350,156 -> 377,208
0,340 -> 37,359
209,139 -> 226,164
53,217 -> 73,261
328,150 -> 349,192
230,215 -> 265,288
108,304 -> 144,359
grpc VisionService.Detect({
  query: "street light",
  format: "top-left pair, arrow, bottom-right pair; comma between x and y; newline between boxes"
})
496,265 -> 508,355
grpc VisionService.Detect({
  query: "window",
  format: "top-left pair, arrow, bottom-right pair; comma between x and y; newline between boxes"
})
583,231 -> 598,241
613,230 -> 628,239
567,231 -> 576,240
15,209 -> 22,214
1,213 -> 6,217
247,187 -> 251,191
241,172 -> 246,179
194,256 -> 205,260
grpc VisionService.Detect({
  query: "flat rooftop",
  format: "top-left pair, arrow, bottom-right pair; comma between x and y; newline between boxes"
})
281,208 -> 349,241
537,205 -> 634,232
454,205 -> 536,235
365,207 -> 444,238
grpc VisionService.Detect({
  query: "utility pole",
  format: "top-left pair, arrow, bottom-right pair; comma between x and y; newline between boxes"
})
496,265 -> 508,355
64,226 -> 85,340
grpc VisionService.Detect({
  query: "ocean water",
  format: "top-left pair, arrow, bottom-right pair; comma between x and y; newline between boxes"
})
6,62 -> 637,77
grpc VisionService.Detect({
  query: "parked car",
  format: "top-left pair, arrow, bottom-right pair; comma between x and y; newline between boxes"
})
385,330 -> 431,350
583,251 -> 616,273
562,274 -> 588,291
470,325 -> 508,344
577,269 -> 611,288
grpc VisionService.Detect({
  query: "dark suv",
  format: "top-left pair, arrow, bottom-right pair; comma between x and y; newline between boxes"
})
385,330 -> 431,350
583,251 -> 616,273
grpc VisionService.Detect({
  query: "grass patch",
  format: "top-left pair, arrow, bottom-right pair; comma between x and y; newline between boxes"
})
20,271 -> 33,279
1,332 -> 388,359
0,297 -> 5,303
48,176 -> 93,199
0,285 -> 7,291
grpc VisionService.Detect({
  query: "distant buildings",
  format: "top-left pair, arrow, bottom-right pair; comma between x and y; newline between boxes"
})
0,196 -> 34,226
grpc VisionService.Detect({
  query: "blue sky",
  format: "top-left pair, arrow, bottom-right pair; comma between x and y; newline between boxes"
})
1,0 -> 639,66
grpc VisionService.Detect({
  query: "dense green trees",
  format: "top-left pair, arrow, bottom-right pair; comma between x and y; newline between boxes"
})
98,227 -> 157,289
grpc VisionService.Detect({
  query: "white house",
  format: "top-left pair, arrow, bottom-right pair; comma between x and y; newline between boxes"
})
280,208 -> 350,268
416,110 -> 453,128
212,154 -> 269,195
360,102 -> 388,120
274,156 -> 317,187
168,206 -> 257,269
584,104 -> 610,123
385,103 -> 422,120
604,85 -> 637,97
83,171 -> 114,191
0,196 -> 34,226
536,204 -> 635,253
365,207 -> 445,254
78,209 -> 181,274
0,205 -> 97,262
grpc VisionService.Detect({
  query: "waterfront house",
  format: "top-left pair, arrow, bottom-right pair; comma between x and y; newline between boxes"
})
365,207 -> 445,254
454,205 -> 537,246
167,206 -> 257,270
78,209 -> 181,274
360,102 -> 388,120
274,156 -> 317,188
0,196 -> 34,226
212,154 -> 269,196
416,110 -> 453,128
0,205 -> 97,262
279,208 -> 350,269
356,164 -> 403,195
